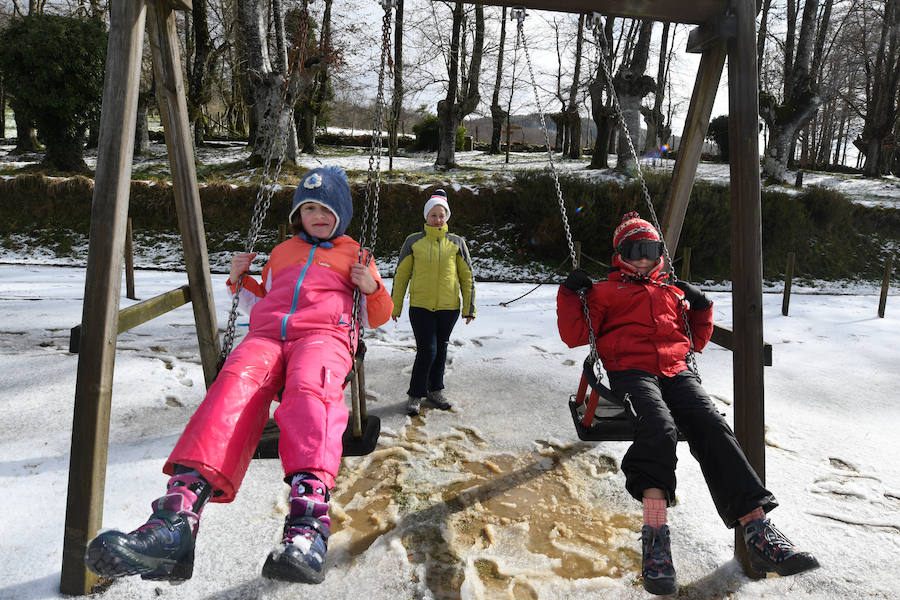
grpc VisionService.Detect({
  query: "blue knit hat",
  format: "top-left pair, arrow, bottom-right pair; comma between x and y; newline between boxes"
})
289,166 -> 353,243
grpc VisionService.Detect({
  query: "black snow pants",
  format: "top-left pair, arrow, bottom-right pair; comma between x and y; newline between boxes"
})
607,368 -> 778,528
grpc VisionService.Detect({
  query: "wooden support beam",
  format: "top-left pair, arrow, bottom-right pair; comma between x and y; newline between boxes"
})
473,0 -> 729,24
710,324 -> 772,366
686,15 -> 736,54
60,1 -> 147,595
69,286 -> 192,354
162,0 -> 192,10
662,41 -> 727,255
147,0 -> 221,388
728,0 -> 766,577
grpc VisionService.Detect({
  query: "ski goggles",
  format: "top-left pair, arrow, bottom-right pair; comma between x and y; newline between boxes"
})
617,239 -> 664,261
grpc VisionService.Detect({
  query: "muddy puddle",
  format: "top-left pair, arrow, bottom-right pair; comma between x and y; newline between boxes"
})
330,417 -> 641,598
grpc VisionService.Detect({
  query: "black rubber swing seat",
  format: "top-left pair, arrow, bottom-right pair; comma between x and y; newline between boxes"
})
252,415 -> 381,459
570,358 -> 685,442
253,340 -> 380,458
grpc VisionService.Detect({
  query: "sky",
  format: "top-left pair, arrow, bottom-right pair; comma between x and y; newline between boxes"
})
0,262 -> 898,600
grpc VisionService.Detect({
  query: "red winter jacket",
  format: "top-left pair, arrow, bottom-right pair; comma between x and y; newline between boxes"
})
557,268 -> 713,377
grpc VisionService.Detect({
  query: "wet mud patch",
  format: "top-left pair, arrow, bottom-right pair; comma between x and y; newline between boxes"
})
332,421 -> 640,598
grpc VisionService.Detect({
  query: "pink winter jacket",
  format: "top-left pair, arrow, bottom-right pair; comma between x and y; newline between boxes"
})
228,235 -> 393,350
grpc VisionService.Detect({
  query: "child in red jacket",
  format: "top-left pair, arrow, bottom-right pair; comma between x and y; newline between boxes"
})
557,212 -> 818,595
85,166 -> 393,585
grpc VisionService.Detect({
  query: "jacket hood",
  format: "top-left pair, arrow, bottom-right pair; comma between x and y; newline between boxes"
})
288,166 -> 353,243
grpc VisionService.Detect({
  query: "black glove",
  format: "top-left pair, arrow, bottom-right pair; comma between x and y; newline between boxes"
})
563,269 -> 593,293
675,280 -> 712,310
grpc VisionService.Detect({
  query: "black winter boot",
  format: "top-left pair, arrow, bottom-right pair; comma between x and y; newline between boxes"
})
743,518 -> 820,576
85,469 -> 212,582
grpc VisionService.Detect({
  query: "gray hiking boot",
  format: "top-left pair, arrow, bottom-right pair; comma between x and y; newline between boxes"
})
641,525 -> 676,595
406,395 -> 423,416
743,518 -> 820,576
427,390 -> 452,410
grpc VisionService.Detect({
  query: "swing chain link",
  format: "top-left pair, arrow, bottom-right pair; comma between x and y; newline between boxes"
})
589,14 -> 699,378
516,10 -> 599,367
348,1 -> 392,357
220,11 -> 312,362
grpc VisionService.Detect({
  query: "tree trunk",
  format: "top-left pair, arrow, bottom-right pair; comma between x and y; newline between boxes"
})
489,6 -> 507,155
565,13 -> 585,159
298,0 -> 334,154
237,0 -> 318,165
436,3 -> 484,168
436,3 -> 464,169
188,0 -> 212,146
134,89 -> 151,156
614,20 -> 655,172
389,0 -> 404,168
757,0 -> 772,79
642,21 -> 669,156
760,0 -> 830,182
11,105 -> 40,153
43,134 -> 87,173
861,0 -> 900,177
761,102 -> 820,182
0,75 -> 5,139
588,17 -> 615,169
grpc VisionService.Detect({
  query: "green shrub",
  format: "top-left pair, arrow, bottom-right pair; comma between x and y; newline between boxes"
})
412,114 -> 467,152
412,114 -> 440,151
0,15 -> 107,173
1,173 -> 897,284
706,115 -> 729,162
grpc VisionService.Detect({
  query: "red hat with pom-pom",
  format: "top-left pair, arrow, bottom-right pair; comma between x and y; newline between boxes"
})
613,211 -> 660,249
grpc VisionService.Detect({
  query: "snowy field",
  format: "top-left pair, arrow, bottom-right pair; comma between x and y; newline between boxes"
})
0,264 -> 898,600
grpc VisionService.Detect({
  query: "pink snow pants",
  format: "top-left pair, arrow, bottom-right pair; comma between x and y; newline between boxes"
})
164,332 -> 352,501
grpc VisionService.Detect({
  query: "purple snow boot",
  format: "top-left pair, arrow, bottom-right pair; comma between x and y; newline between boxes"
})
262,472 -> 332,584
85,468 -> 212,582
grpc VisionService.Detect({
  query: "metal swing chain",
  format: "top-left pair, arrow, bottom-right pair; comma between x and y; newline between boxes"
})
588,13 -> 699,378
348,0 -> 394,356
514,8 -> 599,368
220,12 -> 312,362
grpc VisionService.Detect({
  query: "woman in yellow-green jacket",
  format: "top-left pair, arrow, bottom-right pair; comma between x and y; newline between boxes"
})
391,189 -> 476,416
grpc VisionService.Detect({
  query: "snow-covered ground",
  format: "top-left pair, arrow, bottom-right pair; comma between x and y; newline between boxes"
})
0,263 -> 898,600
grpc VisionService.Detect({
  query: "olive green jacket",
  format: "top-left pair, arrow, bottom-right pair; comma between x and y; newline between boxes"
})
391,224 -> 476,318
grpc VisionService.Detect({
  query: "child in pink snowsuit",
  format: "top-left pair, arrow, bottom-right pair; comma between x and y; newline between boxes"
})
85,166 -> 393,585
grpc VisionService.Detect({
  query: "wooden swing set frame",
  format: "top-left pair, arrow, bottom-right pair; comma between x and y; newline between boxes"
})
60,0 -> 768,594
475,0 -> 768,579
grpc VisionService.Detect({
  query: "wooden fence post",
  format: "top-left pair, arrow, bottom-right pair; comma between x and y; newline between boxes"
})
879,255 -> 893,318
782,252 -> 794,316
125,217 -> 136,300
680,247 -> 692,281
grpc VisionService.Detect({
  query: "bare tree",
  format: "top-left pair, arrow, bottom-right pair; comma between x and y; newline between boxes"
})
759,0 -> 833,182
641,21 -> 670,155
296,0 -> 335,154
488,5 -> 507,155
435,1 -> 483,168
564,13 -> 585,159
588,16 -> 616,169
236,0 -> 319,165
389,0 -> 404,168
857,0 -> 900,176
188,0 -> 213,146
613,19 -> 654,172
